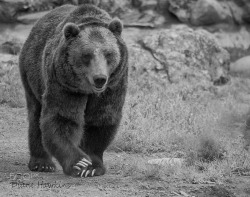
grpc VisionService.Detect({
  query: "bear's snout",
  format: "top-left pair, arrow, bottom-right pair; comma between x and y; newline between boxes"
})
93,75 -> 108,89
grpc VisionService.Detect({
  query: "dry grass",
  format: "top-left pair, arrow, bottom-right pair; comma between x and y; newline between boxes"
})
0,55 -> 25,108
109,74 -> 250,183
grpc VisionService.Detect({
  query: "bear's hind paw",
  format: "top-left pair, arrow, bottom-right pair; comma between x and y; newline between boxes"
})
28,157 -> 56,172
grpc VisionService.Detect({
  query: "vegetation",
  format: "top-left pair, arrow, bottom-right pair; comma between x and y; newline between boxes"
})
109,72 -> 250,183
0,55 -> 25,108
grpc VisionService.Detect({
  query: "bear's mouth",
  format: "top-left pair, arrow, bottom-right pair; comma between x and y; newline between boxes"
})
92,86 -> 106,93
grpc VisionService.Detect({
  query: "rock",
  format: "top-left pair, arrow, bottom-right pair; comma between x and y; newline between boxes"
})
0,35 -> 23,55
26,0 -> 85,12
98,0 -> 131,17
131,0 -> 175,25
180,191 -> 190,197
223,1 -> 244,24
0,0 -> 29,23
134,25 -> 230,88
137,0 -> 158,11
168,0 -> 250,25
0,54 -> 17,65
131,0 -> 142,8
0,0 -> 168,26
148,158 -> 184,166
190,0 -> 232,26
168,0 -> 193,23
0,41 -> 22,55
0,0 -> 79,23
243,9 -> 250,23
98,0 -> 167,27
229,56 -> 250,77
213,27 -> 250,50
234,0 -> 250,23
211,26 -> 250,61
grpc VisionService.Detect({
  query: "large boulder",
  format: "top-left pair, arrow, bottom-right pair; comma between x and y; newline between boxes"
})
190,0 -> 232,25
128,25 -> 230,91
229,56 -> 250,77
168,0 -> 250,25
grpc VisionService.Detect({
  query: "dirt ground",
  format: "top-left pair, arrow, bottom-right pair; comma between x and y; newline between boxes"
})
0,105 -> 250,197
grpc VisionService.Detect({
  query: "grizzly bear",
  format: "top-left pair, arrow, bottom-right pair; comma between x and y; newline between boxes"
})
19,3 -> 128,177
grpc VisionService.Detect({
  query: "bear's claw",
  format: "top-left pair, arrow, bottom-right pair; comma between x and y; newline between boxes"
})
80,168 -> 96,177
77,158 -> 92,166
73,166 -> 81,171
32,164 -> 55,172
91,169 -> 96,176
77,161 -> 87,167
29,157 -> 56,172
73,158 -> 96,177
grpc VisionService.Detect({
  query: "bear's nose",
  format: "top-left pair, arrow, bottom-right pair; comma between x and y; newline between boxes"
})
93,75 -> 107,89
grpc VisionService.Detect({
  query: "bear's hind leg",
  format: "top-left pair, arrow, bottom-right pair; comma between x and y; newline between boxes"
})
25,90 -> 56,172
79,124 -> 118,177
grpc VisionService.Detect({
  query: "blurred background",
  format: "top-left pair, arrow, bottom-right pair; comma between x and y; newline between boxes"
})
1,0 -> 250,60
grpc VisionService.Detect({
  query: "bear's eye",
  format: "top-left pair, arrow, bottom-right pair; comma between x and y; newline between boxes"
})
82,54 -> 92,64
105,52 -> 113,63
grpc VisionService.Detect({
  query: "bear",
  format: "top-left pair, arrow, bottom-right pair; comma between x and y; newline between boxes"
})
18,3 -> 128,177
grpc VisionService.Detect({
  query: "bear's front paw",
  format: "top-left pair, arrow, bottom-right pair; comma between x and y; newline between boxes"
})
72,158 -> 95,177
73,158 -> 106,177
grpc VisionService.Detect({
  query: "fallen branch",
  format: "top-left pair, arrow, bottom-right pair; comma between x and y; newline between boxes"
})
124,22 -> 155,28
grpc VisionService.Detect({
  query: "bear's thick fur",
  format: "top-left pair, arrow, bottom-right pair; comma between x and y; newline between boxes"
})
19,3 -> 128,177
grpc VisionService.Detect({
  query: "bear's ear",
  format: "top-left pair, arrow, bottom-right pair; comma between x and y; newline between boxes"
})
63,23 -> 80,39
108,18 -> 123,36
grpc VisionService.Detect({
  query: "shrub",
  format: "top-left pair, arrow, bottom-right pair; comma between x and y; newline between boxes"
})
0,56 -> 25,108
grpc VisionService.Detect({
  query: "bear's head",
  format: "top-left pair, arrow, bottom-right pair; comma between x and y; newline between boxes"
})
54,18 -> 124,94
